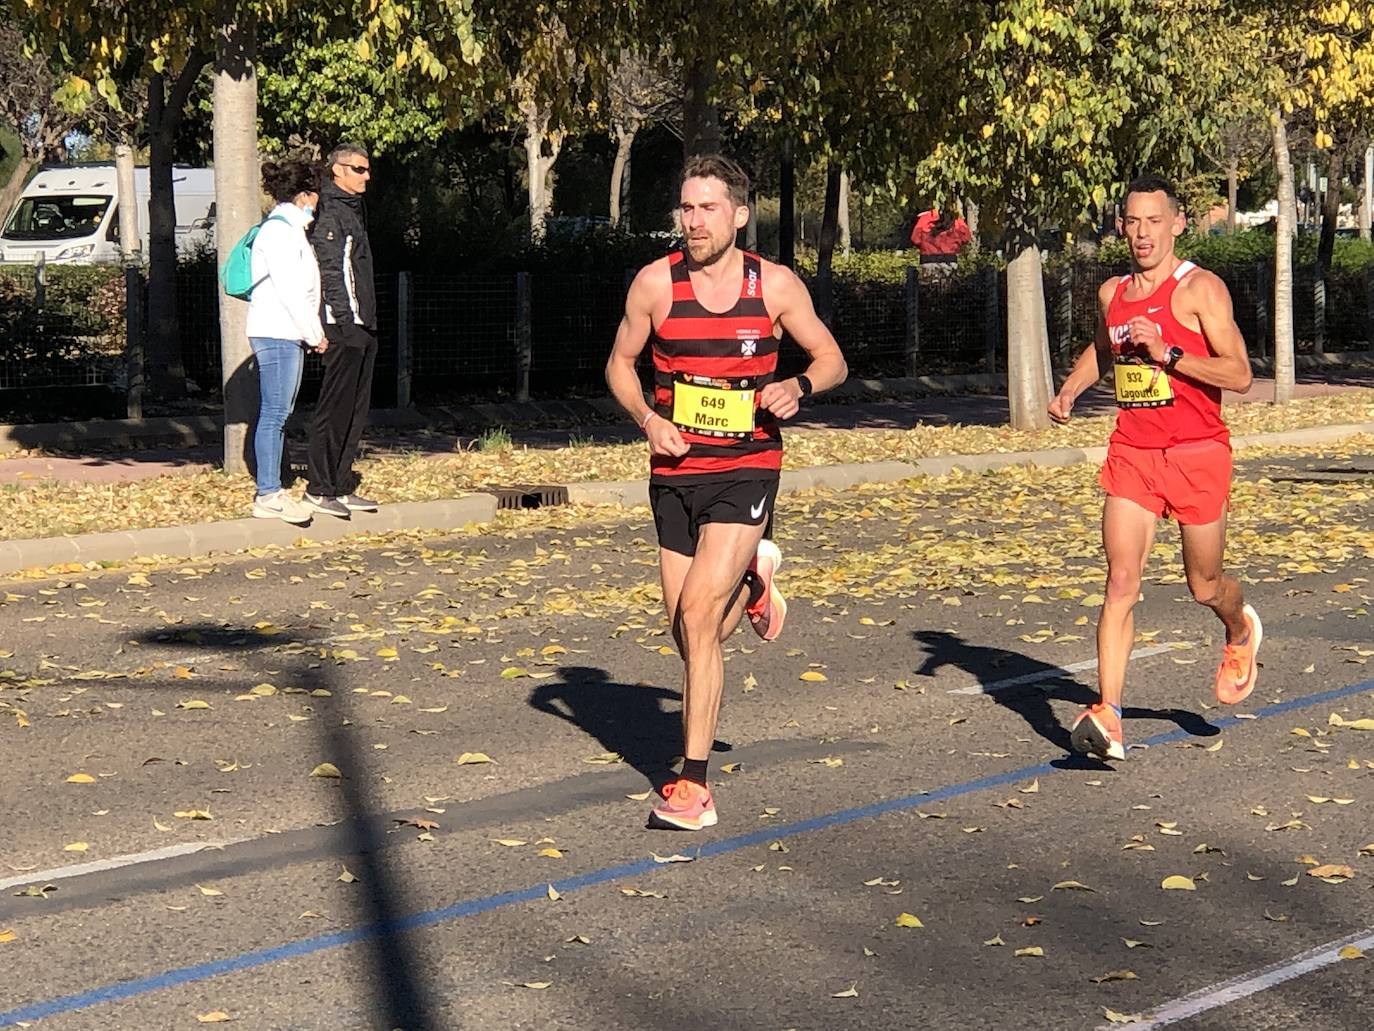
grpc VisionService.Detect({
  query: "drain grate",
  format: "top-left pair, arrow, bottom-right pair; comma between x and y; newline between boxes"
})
484,484 -> 570,510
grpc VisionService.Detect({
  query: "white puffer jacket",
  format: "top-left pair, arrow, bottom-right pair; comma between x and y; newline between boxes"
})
245,202 -> 325,345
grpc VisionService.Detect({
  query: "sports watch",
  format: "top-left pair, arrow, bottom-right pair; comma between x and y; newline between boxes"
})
1163,346 -> 1184,372
796,374 -> 814,398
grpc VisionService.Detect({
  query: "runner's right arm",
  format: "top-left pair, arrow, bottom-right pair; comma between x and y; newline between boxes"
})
606,263 -> 689,457
1048,278 -> 1115,423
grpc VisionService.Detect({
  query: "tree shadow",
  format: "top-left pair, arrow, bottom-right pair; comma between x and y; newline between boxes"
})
132,623 -> 442,1031
529,666 -> 730,792
912,630 -> 1219,767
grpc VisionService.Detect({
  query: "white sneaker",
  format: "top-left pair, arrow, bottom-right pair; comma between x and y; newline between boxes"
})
252,489 -> 312,525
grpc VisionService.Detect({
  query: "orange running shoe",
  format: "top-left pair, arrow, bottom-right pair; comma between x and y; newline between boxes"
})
1215,604 -> 1262,705
746,539 -> 786,642
649,778 -> 718,831
1070,702 -> 1125,761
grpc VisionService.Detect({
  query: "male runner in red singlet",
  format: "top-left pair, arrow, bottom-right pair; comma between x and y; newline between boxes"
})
1048,176 -> 1261,761
606,154 -> 847,829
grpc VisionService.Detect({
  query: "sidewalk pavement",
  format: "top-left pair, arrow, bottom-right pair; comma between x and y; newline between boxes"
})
1,372 -> 1370,487
0,412 -> 1370,579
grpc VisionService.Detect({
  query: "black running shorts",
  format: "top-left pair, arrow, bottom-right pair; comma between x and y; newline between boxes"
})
649,478 -> 779,557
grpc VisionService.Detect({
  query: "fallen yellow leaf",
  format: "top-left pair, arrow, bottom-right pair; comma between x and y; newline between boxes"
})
1091,970 -> 1138,984
1161,875 -> 1196,891
894,912 -> 924,928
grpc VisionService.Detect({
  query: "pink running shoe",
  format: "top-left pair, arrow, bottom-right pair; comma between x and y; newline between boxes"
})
746,539 -> 786,642
649,778 -> 718,831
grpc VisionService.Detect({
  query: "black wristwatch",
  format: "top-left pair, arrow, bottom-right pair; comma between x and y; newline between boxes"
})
1163,346 -> 1184,371
796,374 -> 814,398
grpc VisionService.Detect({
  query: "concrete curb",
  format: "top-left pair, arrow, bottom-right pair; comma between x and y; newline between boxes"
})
0,494 -> 498,577
3,421 -> 1370,577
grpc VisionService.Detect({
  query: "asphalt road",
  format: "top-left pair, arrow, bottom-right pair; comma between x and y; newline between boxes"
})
0,445 -> 1371,1030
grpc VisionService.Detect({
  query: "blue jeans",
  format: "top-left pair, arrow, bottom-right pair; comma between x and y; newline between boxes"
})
250,336 -> 304,496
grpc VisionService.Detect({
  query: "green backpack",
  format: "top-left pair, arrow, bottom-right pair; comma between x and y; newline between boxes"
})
218,214 -> 290,300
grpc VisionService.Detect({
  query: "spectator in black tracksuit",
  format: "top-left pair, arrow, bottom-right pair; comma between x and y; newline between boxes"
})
303,143 -> 380,519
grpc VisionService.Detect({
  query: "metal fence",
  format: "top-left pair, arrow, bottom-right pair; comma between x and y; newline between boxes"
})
2,258 -> 1371,421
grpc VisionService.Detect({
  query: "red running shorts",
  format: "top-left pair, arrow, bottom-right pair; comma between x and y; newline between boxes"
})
1099,438 -> 1233,525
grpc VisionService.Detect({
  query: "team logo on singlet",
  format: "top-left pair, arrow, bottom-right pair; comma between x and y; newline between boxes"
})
740,337 -> 757,356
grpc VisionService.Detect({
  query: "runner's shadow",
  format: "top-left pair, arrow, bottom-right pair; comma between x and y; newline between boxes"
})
529,666 -> 729,791
912,630 -> 1218,763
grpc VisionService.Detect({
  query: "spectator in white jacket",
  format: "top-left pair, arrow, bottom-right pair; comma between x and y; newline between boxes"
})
246,159 -> 326,524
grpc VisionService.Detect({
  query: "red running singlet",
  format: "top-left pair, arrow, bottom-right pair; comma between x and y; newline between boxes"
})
1105,260 -> 1229,449
649,249 -> 783,483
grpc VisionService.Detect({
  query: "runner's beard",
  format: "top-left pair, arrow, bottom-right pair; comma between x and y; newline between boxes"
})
687,233 -> 732,267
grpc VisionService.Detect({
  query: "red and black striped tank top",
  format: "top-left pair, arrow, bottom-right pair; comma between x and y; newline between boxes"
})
650,249 -> 782,483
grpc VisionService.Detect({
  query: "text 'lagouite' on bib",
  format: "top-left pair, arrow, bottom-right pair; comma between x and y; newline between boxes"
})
1113,358 -> 1175,409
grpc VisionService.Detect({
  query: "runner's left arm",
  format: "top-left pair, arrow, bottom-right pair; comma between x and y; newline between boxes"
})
1171,273 -> 1253,392
758,267 -> 848,420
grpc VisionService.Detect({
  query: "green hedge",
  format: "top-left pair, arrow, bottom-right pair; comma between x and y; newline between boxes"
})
0,265 -> 126,354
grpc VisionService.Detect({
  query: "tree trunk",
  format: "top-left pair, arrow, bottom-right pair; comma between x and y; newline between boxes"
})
815,163 -> 842,326
523,103 -> 561,243
778,138 -> 795,269
1271,110 -> 1296,404
213,6 -> 260,475
525,116 -> 545,242
1316,144 -> 1345,280
619,132 -> 632,225
1314,143 -> 1346,358
114,144 -> 141,263
682,59 -> 720,158
837,170 -> 851,257
1226,155 -> 1239,235
1005,237 -> 1053,430
0,155 -> 37,232
146,53 -> 208,400
609,124 -> 635,228
1363,145 -> 1372,242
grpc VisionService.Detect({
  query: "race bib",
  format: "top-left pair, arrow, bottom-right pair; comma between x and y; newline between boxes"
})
671,374 -> 756,438
1114,358 -> 1174,408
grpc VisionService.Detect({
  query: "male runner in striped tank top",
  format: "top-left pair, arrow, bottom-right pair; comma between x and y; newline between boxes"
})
606,154 -> 847,829
1048,176 -> 1261,761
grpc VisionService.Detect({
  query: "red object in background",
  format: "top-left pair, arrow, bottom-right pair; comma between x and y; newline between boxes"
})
910,209 -> 972,258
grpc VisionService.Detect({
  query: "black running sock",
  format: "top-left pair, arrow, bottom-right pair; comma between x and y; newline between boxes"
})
680,757 -> 709,785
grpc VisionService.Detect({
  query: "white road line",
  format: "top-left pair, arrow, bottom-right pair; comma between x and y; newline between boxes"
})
947,642 -> 1187,695
0,841 -> 241,892
1097,927 -> 1374,1029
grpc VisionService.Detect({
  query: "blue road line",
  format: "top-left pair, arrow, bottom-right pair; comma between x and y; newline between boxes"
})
2,676 -> 1371,1027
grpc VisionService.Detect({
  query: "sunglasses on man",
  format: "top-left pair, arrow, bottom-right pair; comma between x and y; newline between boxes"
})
339,162 -> 370,175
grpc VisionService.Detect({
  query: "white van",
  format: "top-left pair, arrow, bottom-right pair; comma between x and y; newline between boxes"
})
0,164 -> 216,265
